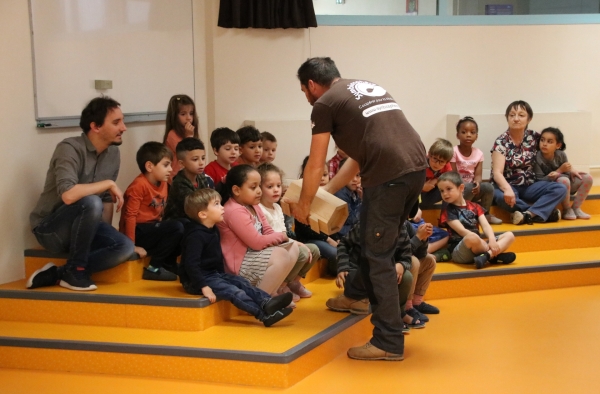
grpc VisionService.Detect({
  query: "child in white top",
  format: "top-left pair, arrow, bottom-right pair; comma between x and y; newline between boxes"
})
451,116 -> 502,224
258,163 -> 320,303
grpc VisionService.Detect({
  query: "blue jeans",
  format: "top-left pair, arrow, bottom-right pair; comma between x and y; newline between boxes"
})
197,272 -> 271,321
307,239 -> 337,276
493,181 -> 567,221
32,195 -> 134,272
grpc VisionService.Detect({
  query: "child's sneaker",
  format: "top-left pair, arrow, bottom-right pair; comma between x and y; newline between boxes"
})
485,214 -> 503,224
473,253 -> 490,269
262,293 -> 293,315
27,263 -> 61,289
432,248 -> 450,262
287,280 -> 312,298
574,208 -> 591,220
489,252 -> 516,265
262,307 -> 293,327
414,301 -> 440,314
562,208 -> 576,220
142,267 -> 177,281
60,267 -> 97,291
406,307 -> 429,322
278,284 -> 300,302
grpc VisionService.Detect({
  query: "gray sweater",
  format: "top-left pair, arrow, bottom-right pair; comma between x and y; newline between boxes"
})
534,150 -> 569,182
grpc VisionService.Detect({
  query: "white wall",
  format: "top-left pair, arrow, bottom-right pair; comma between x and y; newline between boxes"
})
209,14 -> 600,165
313,0 -> 438,16
2,0 -> 600,284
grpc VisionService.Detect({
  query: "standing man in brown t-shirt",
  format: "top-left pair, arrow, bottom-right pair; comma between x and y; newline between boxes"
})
292,57 -> 427,360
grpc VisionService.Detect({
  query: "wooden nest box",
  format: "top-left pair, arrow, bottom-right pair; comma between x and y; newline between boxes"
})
280,179 -> 349,235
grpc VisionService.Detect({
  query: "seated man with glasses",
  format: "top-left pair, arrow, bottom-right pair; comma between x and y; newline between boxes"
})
420,138 -> 454,209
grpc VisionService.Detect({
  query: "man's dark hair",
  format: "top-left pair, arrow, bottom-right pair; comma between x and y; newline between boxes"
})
136,141 -> 173,174
236,125 -> 261,146
297,57 -> 341,87
79,96 -> 121,133
176,137 -> 205,160
210,127 -> 240,151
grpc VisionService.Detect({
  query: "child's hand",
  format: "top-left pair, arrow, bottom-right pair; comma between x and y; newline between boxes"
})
395,263 -> 405,284
472,182 -> 480,195
184,122 -> 195,137
416,223 -> 432,241
202,286 -> 216,303
336,271 -> 348,288
571,170 -> 583,180
557,162 -> 571,173
356,184 -> 363,200
547,171 -> 560,180
296,242 -> 313,263
134,246 -> 147,258
488,239 -> 500,257
327,237 -> 339,247
422,179 -> 437,192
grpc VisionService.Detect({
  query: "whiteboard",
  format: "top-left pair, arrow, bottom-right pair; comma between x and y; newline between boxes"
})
29,0 -> 194,127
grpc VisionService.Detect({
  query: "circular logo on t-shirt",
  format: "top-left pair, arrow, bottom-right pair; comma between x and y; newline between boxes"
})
348,81 -> 387,100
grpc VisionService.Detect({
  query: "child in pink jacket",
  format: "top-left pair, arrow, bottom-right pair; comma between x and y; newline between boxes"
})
217,165 -> 298,296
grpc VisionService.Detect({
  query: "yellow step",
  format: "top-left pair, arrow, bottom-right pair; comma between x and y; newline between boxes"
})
1,255 -> 329,331
24,250 -> 148,284
0,279 -> 369,388
427,247 -> 600,299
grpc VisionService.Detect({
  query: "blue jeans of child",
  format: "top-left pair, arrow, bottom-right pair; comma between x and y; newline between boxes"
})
493,181 -> 567,221
203,272 -> 271,320
32,195 -> 134,272
307,239 -> 337,276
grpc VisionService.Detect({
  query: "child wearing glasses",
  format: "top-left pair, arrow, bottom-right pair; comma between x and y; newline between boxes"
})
420,138 -> 454,209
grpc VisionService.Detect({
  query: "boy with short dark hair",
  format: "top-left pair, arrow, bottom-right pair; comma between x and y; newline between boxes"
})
119,142 -> 184,281
205,127 -> 240,186
235,125 -> 263,167
332,158 -> 362,240
438,171 -> 516,269
180,189 -> 293,327
260,131 -> 277,164
421,138 -> 454,208
164,138 -> 214,221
